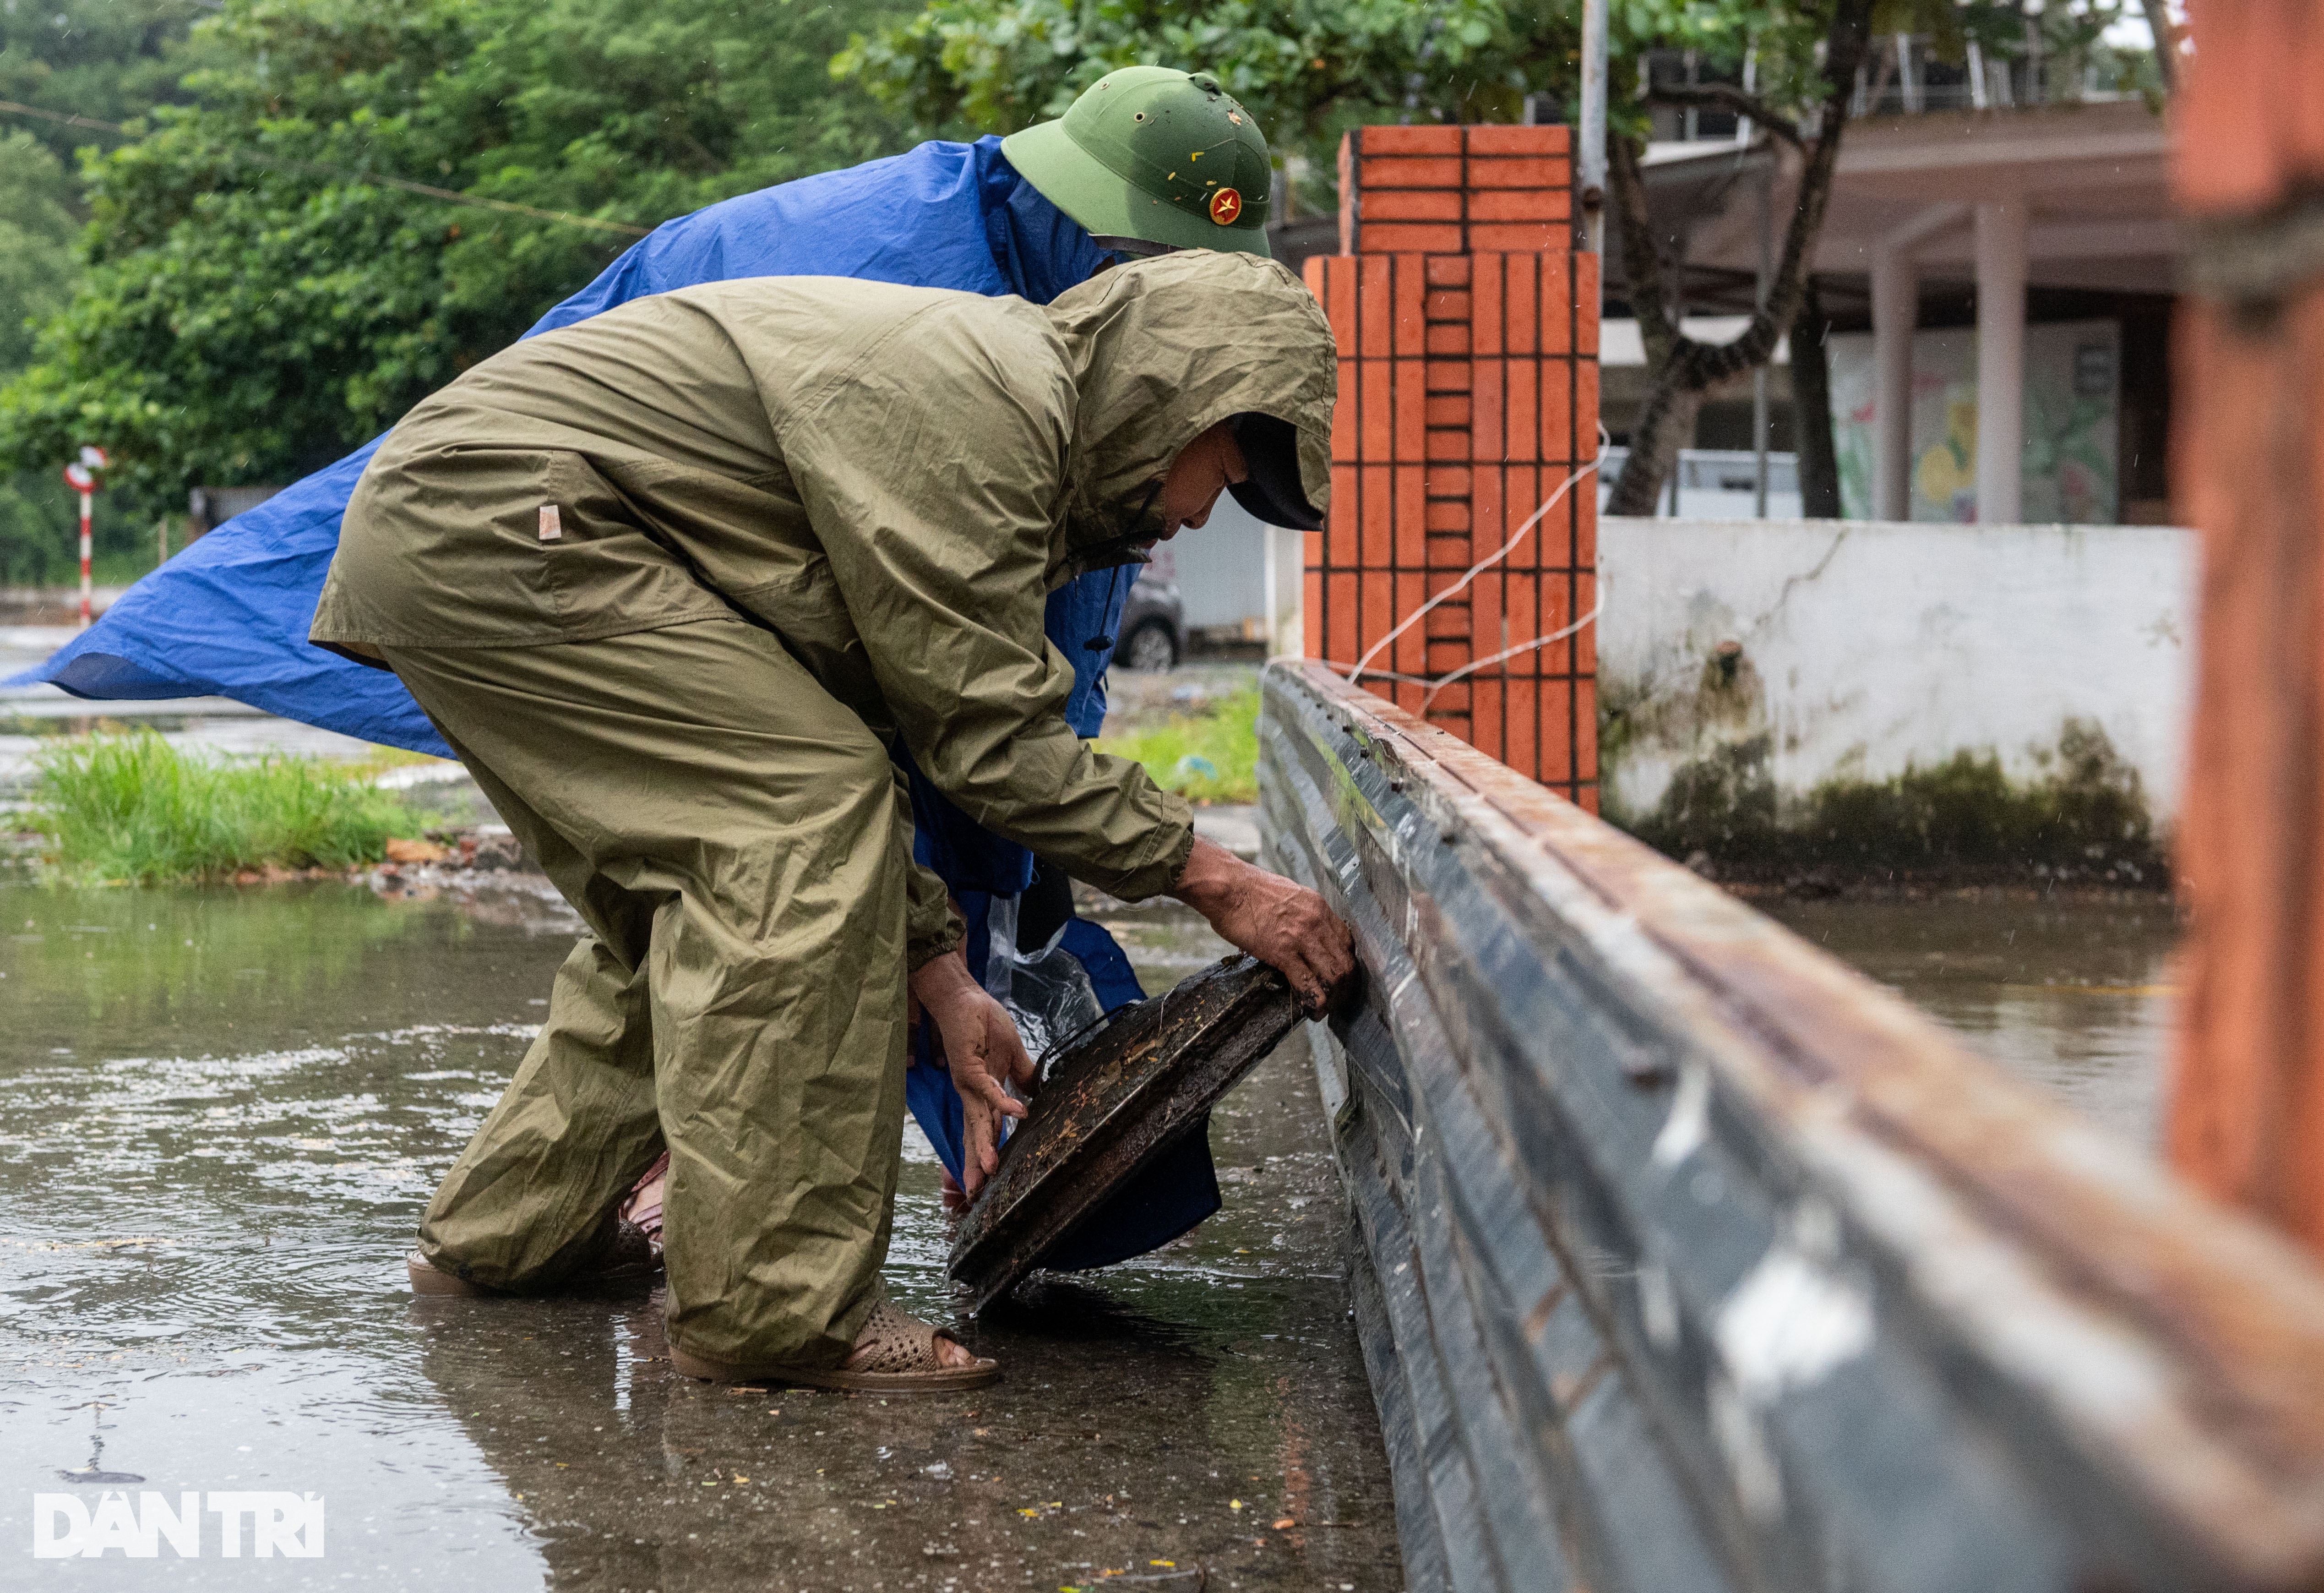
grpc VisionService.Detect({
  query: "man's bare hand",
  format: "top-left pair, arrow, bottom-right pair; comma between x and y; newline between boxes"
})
1169,836 -> 1355,1013
909,949 -> 1037,1197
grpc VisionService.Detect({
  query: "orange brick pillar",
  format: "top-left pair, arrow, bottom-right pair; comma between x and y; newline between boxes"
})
2165,0 -> 2324,1249
1302,125 -> 1601,808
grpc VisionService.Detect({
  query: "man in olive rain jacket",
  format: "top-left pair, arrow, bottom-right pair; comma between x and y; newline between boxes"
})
312,249 -> 1354,1389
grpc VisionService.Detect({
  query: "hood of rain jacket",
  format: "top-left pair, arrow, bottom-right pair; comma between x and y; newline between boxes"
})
313,251 -> 1334,900
1044,251 -> 1335,585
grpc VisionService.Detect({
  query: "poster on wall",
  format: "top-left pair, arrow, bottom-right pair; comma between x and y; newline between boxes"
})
1828,319 -> 2120,523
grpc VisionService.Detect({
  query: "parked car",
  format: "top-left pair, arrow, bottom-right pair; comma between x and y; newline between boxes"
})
1116,560 -> 1185,672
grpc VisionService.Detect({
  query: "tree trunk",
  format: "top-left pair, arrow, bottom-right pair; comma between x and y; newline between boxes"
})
1791,277 -> 1842,517
1600,0 -> 1876,517
1608,362 -> 1706,516
2139,0 -> 2178,93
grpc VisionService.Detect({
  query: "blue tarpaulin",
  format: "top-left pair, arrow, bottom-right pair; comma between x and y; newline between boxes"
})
12,135 -> 1220,1257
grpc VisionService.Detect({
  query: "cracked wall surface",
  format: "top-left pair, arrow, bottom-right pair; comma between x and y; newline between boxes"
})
1596,516 -> 2196,876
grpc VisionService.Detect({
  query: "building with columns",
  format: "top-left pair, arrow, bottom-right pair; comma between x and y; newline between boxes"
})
1595,95 -> 2175,525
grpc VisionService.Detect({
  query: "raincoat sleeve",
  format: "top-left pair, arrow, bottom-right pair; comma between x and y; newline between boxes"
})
775,314 -> 1195,903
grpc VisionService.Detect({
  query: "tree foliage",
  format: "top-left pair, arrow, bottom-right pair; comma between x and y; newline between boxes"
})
836,0 -> 1569,175
0,0 -> 210,169
0,133 -> 77,375
0,0 -> 210,582
0,0 -> 911,503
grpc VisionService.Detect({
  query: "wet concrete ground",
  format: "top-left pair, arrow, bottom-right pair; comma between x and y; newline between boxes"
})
0,879 -> 1400,1590
1762,892 -> 2179,1148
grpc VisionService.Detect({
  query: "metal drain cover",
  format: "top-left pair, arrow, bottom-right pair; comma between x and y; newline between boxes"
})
948,955 -> 1303,1315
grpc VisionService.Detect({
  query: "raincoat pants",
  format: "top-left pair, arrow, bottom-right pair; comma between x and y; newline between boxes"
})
388,621 -> 921,1366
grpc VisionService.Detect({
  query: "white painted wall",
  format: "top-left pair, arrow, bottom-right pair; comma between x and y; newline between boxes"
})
1598,516 -> 2198,829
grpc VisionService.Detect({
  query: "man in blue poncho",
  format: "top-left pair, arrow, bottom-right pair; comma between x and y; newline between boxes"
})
18,64 -> 1285,1269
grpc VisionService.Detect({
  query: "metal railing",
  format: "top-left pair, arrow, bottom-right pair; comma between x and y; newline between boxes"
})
1644,36 -> 2148,147
1851,32 -> 2143,115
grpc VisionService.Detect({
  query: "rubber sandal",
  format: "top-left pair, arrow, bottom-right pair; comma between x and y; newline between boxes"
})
668,1294 -> 1000,1391
408,1250 -> 495,1296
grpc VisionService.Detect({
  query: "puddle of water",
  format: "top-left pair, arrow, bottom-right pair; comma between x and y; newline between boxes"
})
1,881 -> 1398,1589
1760,893 -> 2179,1150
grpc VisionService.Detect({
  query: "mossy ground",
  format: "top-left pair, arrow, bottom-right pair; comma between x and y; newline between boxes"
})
27,731 -> 423,884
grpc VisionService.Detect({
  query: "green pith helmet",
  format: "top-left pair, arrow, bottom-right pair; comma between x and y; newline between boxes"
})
1002,65 -> 1272,257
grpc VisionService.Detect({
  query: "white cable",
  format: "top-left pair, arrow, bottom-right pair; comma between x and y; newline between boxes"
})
1315,600 -> 1603,703
1343,424 -> 1612,688
1420,600 -> 1603,707
1312,665 -> 1437,687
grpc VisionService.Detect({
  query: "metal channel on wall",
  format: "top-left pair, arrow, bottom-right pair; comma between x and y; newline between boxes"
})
1257,657 -> 2324,1593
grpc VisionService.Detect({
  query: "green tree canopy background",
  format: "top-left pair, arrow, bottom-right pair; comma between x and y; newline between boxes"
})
836,0 -> 1569,192
0,0 -> 910,582
0,0 -> 208,583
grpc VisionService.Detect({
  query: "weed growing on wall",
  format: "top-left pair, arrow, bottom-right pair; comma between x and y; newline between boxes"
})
1097,685 -> 1260,805
29,731 -> 420,884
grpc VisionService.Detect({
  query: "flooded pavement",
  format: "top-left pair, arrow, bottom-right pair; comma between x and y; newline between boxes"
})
0,788 -> 2183,1593
1,879 -> 1400,1590
1760,892 -> 2180,1150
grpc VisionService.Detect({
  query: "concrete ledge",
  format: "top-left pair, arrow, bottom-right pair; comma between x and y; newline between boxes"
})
1259,658 -> 2324,1593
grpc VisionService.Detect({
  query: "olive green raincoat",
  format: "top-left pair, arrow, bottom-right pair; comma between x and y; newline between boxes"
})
316,251 -> 1335,1368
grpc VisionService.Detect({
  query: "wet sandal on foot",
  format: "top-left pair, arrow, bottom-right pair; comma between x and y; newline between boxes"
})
620,1151 -> 670,1255
668,1295 -> 999,1391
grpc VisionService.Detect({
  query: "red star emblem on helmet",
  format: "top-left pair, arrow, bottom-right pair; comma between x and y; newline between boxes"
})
1208,187 -> 1243,226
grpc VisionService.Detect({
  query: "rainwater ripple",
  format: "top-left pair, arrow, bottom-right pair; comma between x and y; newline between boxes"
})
3,881 -> 1400,1590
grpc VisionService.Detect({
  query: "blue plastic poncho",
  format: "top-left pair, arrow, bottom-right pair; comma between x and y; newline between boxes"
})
13,136 -> 1219,1253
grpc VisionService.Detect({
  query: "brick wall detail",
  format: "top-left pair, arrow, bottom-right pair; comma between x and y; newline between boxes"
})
1304,124 -> 1600,808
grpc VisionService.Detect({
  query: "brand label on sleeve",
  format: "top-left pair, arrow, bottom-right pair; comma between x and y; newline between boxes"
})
538,505 -> 562,541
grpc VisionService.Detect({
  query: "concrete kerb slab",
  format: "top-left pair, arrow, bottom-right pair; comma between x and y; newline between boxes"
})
1260,655 -> 2324,1593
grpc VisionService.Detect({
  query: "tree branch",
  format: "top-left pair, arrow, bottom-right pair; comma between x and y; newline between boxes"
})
1608,0 -> 1881,515
1644,83 -> 1801,147
1680,0 -> 1876,389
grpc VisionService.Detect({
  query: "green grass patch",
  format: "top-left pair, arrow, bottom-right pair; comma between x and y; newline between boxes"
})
1097,684 -> 1261,804
28,731 -> 424,884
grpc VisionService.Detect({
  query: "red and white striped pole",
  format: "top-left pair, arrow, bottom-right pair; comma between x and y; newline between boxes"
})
61,446 -> 107,630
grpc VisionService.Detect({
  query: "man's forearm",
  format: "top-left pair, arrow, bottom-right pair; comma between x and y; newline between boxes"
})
1168,835 -> 1251,920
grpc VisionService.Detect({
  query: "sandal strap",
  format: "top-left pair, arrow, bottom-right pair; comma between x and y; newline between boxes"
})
621,1151 -> 670,1244
841,1295 -> 958,1375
